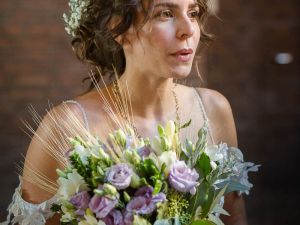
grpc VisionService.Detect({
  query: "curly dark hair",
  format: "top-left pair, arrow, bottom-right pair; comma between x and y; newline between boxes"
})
71,0 -> 215,94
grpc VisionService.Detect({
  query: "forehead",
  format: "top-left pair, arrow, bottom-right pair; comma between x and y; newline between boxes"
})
143,0 -> 199,10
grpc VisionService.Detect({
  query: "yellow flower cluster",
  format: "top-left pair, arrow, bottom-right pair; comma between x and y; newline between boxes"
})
165,188 -> 191,225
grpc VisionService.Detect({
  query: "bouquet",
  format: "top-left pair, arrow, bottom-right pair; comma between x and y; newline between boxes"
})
49,119 -> 251,225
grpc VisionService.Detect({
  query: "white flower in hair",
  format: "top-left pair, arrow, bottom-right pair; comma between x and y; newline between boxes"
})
63,0 -> 90,36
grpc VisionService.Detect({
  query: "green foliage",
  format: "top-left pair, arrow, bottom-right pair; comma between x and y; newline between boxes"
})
208,214 -> 224,225
188,181 -> 207,215
211,205 -> 229,216
199,153 -> 211,178
215,180 -> 249,195
201,186 -> 215,219
190,220 -> 215,225
69,154 -> 94,188
138,158 -> 164,186
50,203 -> 62,212
179,119 -> 192,130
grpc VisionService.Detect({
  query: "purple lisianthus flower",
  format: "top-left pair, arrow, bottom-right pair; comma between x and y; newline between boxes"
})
168,160 -> 200,195
89,185 -> 119,219
123,186 -> 167,225
69,190 -> 91,218
64,148 -> 74,167
102,209 -> 125,225
137,146 -> 153,160
105,163 -> 133,190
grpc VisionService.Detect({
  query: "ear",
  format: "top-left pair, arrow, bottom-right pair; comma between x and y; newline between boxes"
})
108,15 -> 131,46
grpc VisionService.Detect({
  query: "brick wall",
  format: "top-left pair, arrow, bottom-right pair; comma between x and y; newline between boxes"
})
206,0 -> 300,224
1,0 -> 299,224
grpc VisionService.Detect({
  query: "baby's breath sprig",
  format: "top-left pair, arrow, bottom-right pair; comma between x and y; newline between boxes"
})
63,0 -> 90,37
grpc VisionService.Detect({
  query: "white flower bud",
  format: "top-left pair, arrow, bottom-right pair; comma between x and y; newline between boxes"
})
103,183 -> 117,196
125,124 -> 135,136
115,129 -> 126,147
161,136 -> 171,152
67,137 -> 79,148
130,172 -> 141,189
138,138 -> 145,147
165,121 -> 175,137
98,148 -> 110,163
150,136 -> 163,156
124,191 -> 131,202
124,150 -> 133,163
132,148 -> 141,167
56,169 -> 68,179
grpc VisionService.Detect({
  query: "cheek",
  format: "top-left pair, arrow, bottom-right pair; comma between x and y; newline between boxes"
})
141,24 -> 175,54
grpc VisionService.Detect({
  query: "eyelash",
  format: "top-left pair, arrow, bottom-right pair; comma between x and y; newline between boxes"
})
155,10 -> 200,19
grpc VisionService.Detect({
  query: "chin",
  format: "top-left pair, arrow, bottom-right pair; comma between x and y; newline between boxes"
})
168,66 -> 192,79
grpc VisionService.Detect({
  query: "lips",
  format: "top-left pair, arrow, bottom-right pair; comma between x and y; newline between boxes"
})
171,48 -> 193,55
171,48 -> 193,62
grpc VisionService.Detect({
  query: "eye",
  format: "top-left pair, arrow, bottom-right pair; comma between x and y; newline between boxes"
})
189,11 -> 199,18
156,10 -> 173,18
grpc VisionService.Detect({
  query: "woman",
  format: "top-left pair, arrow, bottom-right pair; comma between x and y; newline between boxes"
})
4,0 -> 250,224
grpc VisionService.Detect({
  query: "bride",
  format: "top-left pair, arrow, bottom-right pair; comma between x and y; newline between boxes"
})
2,0 -> 253,224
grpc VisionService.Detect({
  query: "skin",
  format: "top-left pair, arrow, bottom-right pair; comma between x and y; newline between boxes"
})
21,0 -> 248,224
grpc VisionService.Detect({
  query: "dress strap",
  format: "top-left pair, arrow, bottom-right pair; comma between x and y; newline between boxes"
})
63,100 -> 90,141
191,87 -> 215,145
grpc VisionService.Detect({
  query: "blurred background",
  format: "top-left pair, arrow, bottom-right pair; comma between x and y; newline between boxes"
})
0,0 -> 299,224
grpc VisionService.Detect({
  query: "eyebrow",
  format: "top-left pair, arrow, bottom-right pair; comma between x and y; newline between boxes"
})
154,2 -> 199,9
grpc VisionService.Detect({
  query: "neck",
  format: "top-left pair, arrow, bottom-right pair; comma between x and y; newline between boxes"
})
117,70 -> 176,122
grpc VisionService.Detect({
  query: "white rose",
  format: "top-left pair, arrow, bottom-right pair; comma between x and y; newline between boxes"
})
57,169 -> 89,199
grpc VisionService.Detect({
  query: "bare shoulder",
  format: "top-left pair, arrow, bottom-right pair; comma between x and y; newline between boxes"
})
193,87 -> 238,147
22,98 -> 94,204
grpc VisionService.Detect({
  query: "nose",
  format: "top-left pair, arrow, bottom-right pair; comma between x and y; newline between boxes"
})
176,15 -> 195,39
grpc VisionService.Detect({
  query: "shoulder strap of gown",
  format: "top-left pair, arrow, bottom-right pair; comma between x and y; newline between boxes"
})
191,87 -> 215,145
63,100 -> 91,142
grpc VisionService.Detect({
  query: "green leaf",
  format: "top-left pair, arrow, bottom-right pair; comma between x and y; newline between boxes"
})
179,119 -> 192,130
161,163 -> 166,175
215,180 -> 249,195
199,153 -> 211,177
190,220 -> 216,225
188,181 -> 208,214
201,185 -> 215,218
211,205 -> 230,216
180,151 -> 189,162
195,162 -> 205,181
186,139 -> 193,157
217,172 -> 232,180
50,203 -> 61,212
209,183 -> 229,215
133,215 -> 151,225
208,214 -> 224,225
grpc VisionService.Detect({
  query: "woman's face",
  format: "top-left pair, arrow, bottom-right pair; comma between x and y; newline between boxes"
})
124,0 -> 201,80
